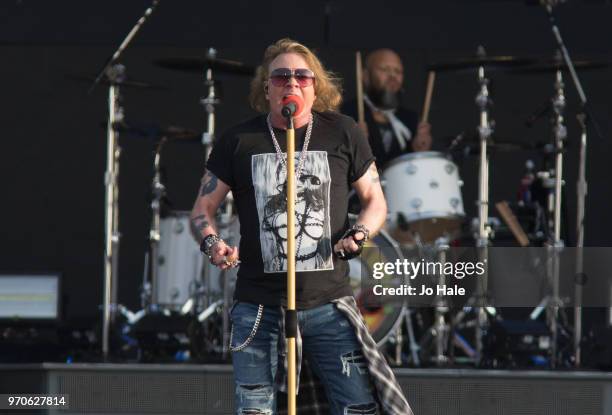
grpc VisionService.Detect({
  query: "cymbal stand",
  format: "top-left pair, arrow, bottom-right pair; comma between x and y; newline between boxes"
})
101,64 -> 125,359
469,47 -> 496,365
199,48 -> 235,238
188,48 -> 220,317
89,0 -> 162,360
432,237 -> 451,365
540,1 -> 604,367
142,137 -> 168,310
201,47 -> 220,160
449,48 -> 498,365
549,2 -> 589,369
549,67 -> 567,369
189,48 -> 235,357
574,113 -> 587,367
416,237 -> 451,366
382,229 -> 419,367
530,66 -> 567,368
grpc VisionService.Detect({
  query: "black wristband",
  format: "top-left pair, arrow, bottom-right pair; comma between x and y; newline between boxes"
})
200,234 -> 222,259
340,224 -> 370,247
345,228 -> 367,248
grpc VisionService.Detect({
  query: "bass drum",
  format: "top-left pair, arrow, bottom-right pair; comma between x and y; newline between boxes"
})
155,210 -> 240,310
347,229 -> 406,346
156,211 -> 204,309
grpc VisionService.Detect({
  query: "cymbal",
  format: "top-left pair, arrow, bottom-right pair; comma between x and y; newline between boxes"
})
68,74 -> 166,90
162,125 -> 201,140
154,56 -> 255,76
445,133 -> 537,154
510,59 -> 609,74
108,122 -> 201,141
428,56 -> 536,72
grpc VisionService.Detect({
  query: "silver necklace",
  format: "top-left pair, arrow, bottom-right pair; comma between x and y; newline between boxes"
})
266,113 -> 314,264
266,113 -> 313,182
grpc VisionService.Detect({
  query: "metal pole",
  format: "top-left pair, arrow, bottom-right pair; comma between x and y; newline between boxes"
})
434,237 -> 450,366
548,67 -> 567,368
475,57 -> 493,365
201,48 -> 218,160
102,72 -> 123,359
573,113 -> 587,367
148,138 -> 166,308
92,0 -> 161,360
285,118 -> 297,415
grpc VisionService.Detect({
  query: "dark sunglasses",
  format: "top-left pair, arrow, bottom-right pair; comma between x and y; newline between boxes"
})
269,68 -> 315,88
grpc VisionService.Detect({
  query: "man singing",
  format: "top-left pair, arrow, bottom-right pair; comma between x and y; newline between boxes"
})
191,38 -> 412,415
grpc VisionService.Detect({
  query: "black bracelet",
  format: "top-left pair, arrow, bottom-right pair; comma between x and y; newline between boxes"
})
341,224 -> 370,247
200,234 -> 223,260
336,224 -> 370,261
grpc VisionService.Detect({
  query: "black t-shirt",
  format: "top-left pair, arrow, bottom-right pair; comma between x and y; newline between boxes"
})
206,111 -> 375,309
342,98 -> 418,168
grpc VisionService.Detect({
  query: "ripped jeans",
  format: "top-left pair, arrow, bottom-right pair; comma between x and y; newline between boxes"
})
230,302 -> 378,415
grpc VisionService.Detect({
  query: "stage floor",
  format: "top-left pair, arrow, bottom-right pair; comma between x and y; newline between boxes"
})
0,363 -> 611,414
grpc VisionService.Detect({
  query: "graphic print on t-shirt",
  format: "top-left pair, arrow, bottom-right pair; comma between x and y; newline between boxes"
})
252,151 -> 333,273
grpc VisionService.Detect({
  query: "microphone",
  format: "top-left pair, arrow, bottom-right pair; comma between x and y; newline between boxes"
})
281,95 -> 304,118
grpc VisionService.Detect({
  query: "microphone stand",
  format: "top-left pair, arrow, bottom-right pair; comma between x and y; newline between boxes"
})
88,0 -> 161,94
284,113 -> 297,415
89,0 -> 161,360
541,2 -> 602,367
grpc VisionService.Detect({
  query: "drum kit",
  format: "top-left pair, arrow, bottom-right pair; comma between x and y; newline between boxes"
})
79,1 -> 606,368
348,42 -> 607,368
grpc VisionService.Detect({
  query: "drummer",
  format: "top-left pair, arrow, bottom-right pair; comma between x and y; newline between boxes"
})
343,48 -> 433,167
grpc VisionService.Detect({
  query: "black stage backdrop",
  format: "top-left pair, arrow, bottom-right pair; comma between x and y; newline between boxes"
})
1,0 -> 610,323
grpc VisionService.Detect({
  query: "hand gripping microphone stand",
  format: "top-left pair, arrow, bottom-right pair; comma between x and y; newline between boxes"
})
282,98 -> 299,415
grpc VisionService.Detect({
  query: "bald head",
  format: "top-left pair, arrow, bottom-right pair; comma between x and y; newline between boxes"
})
364,49 -> 404,94
365,49 -> 402,71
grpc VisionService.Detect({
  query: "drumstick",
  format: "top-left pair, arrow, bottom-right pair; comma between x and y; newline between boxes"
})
421,70 -> 436,123
495,201 -> 530,247
356,51 -> 365,124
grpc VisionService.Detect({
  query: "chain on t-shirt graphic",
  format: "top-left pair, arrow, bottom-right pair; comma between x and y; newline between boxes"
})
252,151 -> 333,273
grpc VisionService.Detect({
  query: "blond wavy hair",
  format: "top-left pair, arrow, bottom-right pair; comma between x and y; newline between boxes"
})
249,38 -> 342,113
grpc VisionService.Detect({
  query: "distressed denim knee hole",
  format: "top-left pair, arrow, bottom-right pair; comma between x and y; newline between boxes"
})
236,383 -> 274,415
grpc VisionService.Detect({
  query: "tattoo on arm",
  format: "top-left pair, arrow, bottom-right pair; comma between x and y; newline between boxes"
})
191,214 -> 210,232
200,171 -> 219,196
368,163 -> 380,184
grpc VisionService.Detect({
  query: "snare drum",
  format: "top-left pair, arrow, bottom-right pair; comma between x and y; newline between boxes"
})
383,151 -> 465,244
